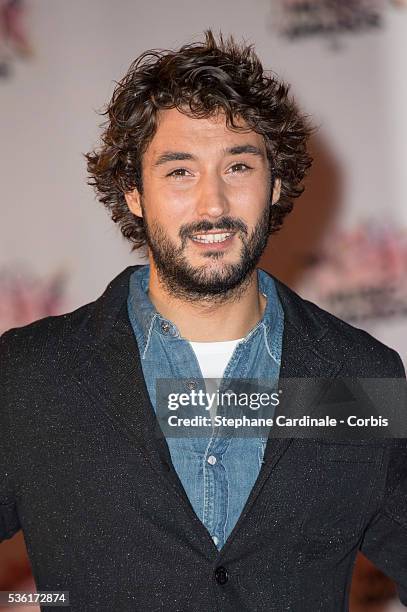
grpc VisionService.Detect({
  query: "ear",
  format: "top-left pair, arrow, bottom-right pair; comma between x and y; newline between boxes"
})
124,188 -> 143,217
272,177 -> 281,205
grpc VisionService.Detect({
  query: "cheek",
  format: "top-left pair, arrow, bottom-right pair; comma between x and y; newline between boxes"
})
231,174 -> 270,203
146,180 -> 194,215
231,184 -> 269,220
142,197 -> 189,236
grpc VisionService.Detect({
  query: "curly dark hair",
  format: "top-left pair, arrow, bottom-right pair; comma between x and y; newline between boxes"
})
85,29 -> 314,251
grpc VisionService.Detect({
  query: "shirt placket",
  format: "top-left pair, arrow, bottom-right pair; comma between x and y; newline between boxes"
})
202,336 -> 256,549
157,326 -> 226,546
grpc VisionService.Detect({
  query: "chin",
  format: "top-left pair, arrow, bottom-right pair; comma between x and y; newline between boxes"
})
190,257 -> 237,272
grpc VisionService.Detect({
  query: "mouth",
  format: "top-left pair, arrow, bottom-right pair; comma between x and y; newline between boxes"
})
189,231 -> 236,246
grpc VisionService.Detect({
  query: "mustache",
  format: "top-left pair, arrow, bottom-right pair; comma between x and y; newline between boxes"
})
179,217 -> 248,240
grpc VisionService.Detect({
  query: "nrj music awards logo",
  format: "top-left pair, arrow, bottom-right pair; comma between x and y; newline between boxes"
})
0,0 -> 32,79
297,223 -> 407,323
270,0 -> 384,41
270,0 -> 407,43
0,265 -> 67,334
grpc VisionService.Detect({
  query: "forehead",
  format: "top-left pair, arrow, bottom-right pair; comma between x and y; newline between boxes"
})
145,107 -> 266,156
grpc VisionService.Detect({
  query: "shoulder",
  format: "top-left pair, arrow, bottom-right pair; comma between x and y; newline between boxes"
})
316,300 -> 404,377
0,265 -> 136,371
274,275 -> 406,378
0,299 -> 96,377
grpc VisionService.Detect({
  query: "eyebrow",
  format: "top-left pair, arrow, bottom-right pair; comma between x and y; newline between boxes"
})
153,144 -> 265,167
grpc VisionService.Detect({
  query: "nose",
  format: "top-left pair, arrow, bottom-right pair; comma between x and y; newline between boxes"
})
195,172 -> 230,219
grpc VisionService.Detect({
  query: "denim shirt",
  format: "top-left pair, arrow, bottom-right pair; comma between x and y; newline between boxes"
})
127,265 -> 284,550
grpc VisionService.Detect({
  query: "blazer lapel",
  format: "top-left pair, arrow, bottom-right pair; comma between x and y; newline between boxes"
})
69,268 -> 220,554
218,277 -> 345,554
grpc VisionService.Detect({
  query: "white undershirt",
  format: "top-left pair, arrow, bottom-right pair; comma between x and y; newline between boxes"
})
188,338 -> 244,380
188,338 -> 244,421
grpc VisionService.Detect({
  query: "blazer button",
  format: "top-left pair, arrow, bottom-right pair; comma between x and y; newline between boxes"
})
214,566 -> 228,585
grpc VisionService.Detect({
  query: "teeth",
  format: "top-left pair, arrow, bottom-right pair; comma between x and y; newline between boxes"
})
191,232 -> 233,244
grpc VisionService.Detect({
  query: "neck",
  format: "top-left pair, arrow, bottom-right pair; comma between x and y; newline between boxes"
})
146,262 -> 266,342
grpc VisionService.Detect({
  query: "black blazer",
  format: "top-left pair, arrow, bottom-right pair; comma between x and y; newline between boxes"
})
1,265 -> 407,612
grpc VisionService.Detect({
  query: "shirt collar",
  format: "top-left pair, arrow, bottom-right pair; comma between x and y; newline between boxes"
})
127,264 -> 283,363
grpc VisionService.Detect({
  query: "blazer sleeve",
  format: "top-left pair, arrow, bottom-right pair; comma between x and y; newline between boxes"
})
0,329 -> 22,542
360,350 -> 407,605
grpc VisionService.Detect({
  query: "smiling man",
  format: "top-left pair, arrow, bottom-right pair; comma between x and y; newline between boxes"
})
124,108 -> 277,341
1,30 -> 407,612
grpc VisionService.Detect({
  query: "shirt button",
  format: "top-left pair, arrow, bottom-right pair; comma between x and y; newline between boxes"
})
212,535 -> 219,545
160,321 -> 170,334
185,379 -> 197,390
214,566 -> 228,585
207,455 -> 217,465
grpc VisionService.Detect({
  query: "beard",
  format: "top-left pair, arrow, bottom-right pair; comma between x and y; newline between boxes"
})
142,201 -> 271,304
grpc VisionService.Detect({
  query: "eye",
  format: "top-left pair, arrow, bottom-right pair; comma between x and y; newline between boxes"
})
166,168 -> 191,178
228,163 -> 253,174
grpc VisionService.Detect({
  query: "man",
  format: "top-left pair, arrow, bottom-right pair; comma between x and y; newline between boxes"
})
1,30 -> 406,612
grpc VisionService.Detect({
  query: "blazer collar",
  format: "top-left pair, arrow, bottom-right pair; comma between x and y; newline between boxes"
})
70,264 -> 345,445
72,264 -> 334,360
